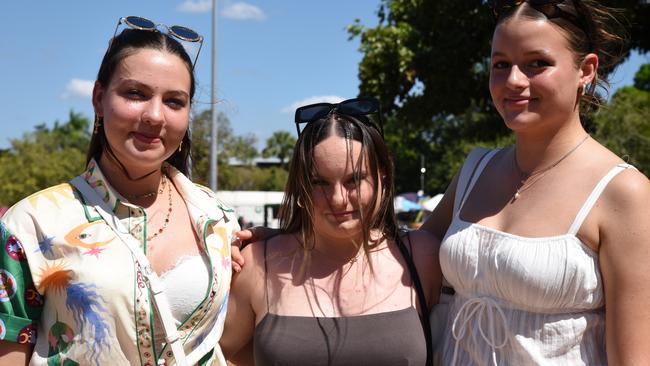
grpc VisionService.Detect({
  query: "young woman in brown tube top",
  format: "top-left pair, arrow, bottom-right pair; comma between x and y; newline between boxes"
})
219,98 -> 442,366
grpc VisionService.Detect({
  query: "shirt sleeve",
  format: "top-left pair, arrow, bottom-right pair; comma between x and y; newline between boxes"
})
0,220 -> 43,344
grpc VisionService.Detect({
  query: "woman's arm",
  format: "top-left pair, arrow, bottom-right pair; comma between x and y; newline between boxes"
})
599,170 -> 650,364
220,244 -> 263,361
0,341 -> 32,366
407,230 -> 443,309
419,171 -> 460,241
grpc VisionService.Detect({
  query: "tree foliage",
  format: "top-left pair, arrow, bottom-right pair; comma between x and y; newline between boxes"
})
262,130 -> 296,168
190,110 -> 258,186
350,0 -> 650,194
0,111 -> 90,206
595,65 -> 650,175
190,110 -> 287,191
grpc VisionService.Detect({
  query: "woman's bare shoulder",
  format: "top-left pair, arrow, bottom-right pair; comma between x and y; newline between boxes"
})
240,233 -> 299,267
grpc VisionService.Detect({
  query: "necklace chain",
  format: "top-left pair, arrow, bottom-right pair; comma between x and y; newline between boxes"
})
130,174 -> 173,241
513,135 -> 589,200
126,175 -> 166,199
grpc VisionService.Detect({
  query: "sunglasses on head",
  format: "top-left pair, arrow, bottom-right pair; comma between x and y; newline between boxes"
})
294,97 -> 383,137
111,16 -> 204,69
489,0 -> 584,31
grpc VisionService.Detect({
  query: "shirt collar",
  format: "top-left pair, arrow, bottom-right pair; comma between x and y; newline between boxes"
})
81,158 -> 228,223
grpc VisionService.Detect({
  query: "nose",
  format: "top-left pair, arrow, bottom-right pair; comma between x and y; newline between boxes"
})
141,98 -> 165,126
328,183 -> 349,208
506,65 -> 528,90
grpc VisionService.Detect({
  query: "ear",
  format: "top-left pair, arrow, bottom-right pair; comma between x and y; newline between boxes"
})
579,53 -> 599,86
92,81 -> 104,117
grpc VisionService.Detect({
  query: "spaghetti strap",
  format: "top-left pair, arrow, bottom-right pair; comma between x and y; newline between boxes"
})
454,148 -> 490,215
567,163 -> 635,235
456,149 -> 500,214
404,232 -> 415,307
263,239 -> 270,311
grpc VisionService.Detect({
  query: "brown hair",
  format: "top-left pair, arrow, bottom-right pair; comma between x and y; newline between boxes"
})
496,0 -> 629,110
278,112 -> 397,275
86,28 -> 196,175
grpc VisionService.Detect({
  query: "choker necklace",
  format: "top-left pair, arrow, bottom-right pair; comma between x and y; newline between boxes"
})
126,174 -> 166,200
130,174 -> 173,241
512,135 -> 589,200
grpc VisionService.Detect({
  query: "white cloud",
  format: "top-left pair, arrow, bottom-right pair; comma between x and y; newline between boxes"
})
281,95 -> 346,114
222,2 -> 266,21
177,0 -> 212,13
60,79 -> 94,100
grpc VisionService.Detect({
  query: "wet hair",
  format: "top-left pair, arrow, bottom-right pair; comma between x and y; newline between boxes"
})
86,28 -> 195,175
278,112 -> 397,274
495,0 -> 629,110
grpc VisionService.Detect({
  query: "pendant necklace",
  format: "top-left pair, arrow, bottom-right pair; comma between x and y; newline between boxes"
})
512,135 -> 589,200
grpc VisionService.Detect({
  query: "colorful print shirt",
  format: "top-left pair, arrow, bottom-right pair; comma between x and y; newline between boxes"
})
0,159 -> 238,366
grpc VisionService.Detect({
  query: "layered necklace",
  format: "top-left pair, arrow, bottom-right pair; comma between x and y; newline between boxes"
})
129,173 -> 173,241
512,135 -> 589,200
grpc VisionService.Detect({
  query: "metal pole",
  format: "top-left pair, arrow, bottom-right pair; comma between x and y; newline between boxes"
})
209,0 -> 219,191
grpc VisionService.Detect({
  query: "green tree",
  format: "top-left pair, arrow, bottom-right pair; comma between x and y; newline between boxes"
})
0,111 -> 90,206
189,110 -> 258,187
262,131 -> 296,168
350,0 -> 649,193
595,64 -> 650,175
634,63 -> 650,91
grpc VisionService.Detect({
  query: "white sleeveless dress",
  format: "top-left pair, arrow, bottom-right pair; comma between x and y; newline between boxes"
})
439,148 -> 633,366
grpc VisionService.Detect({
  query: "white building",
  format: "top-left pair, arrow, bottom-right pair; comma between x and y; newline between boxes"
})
216,190 -> 285,228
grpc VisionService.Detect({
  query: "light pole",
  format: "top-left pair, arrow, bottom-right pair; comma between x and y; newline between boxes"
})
209,0 -> 219,191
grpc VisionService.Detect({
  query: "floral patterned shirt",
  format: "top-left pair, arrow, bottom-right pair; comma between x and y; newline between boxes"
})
0,159 -> 238,366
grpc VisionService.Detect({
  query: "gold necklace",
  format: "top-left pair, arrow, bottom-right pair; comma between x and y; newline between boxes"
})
512,135 -> 589,200
126,175 -> 166,200
130,174 -> 173,241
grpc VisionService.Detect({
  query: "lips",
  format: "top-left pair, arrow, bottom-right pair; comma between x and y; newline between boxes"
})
504,96 -> 535,108
329,210 -> 357,218
132,132 -> 161,144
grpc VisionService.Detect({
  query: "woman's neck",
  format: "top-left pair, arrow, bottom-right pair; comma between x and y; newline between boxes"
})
98,153 -> 163,201
312,230 -> 384,262
513,117 -> 588,174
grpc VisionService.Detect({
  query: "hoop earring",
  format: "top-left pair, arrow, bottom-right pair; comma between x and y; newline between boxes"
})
93,116 -> 102,135
580,83 -> 587,96
296,197 -> 304,208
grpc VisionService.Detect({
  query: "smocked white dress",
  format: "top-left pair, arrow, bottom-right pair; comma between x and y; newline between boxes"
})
439,148 -> 633,366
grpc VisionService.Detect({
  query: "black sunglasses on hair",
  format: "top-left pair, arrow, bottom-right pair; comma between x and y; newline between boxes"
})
294,97 -> 383,137
489,0 -> 585,31
112,16 -> 204,69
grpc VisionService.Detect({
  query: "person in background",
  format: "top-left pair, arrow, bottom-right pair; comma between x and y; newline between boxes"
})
419,0 -> 650,364
0,16 -> 237,366
220,98 -> 442,366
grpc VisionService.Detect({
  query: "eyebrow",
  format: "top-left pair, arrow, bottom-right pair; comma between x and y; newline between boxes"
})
118,79 -> 190,99
491,49 -> 553,58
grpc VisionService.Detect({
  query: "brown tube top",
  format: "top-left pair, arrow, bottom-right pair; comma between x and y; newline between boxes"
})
253,307 -> 427,366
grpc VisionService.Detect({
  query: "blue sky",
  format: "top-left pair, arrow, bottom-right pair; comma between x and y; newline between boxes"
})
2,1 -> 648,150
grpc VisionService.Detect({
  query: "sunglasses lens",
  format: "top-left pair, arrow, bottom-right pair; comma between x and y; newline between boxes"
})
170,25 -> 201,42
297,105 -> 333,123
125,16 -> 156,30
339,99 -> 378,115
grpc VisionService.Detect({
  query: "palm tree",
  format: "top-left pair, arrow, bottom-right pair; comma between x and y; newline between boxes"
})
262,131 -> 296,168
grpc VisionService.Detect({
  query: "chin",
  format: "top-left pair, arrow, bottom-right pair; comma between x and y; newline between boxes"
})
503,112 -> 541,130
